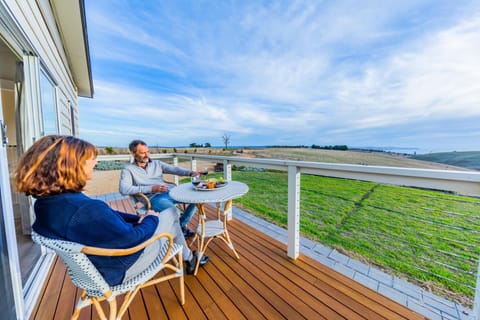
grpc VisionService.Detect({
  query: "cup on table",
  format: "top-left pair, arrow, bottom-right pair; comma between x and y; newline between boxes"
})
191,176 -> 201,187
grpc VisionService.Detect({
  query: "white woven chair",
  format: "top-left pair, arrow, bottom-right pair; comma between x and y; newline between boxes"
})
32,231 -> 184,320
130,188 -> 187,217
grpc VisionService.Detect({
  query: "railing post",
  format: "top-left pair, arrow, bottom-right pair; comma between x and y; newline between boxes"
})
473,259 -> 480,319
224,160 -> 233,220
172,156 -> 179,186
287,165 -> 300,259
223,160 -> 232,181
190,158 -> 197,172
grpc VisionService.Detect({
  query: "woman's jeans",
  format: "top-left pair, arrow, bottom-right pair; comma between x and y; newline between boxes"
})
124,207 -> 193,281
150,192 -> 196,229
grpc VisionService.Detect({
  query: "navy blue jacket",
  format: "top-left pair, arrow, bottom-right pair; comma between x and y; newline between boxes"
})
32,192 -> 159,286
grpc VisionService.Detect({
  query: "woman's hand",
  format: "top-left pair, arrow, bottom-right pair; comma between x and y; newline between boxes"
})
145,210 -> 159,217
138,210 -> 159,223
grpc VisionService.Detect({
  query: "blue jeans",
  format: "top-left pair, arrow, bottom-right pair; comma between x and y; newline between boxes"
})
125,207 -> 193,279
150,192 -> 196,229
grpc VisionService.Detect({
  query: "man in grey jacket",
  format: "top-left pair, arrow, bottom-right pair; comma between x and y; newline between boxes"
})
119,139 -> 201,238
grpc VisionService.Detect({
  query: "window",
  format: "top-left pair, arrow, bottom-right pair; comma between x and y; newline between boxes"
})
39,70 -> 57,135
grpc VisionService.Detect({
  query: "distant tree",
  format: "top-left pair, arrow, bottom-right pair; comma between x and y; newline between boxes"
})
333,145 -> 348,151
222,133 -> 231,149
311,144 -> 348,151
105,146 -> 114,154
189,142 -> 198,148
204,142 -> 211,148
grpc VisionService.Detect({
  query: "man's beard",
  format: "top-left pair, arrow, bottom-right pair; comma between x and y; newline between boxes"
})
135,156 -> 150,163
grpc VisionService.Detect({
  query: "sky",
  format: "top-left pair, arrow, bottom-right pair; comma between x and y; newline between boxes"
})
79,0 -> 480,154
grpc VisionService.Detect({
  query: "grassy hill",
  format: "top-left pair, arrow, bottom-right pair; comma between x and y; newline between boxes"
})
411,151 -> 480,171
99,147 -> 477,171
241,147 -> 473,171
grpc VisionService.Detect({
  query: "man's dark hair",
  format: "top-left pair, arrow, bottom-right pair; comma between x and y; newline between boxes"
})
129,139 -> 147,153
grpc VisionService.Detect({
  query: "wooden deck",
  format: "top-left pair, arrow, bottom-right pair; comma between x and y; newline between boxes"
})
30,198 -> 427,320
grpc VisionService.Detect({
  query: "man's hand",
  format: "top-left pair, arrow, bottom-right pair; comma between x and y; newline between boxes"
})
191,170 -> 207,177
151,184 -> 169,193
191,171 -> 201,177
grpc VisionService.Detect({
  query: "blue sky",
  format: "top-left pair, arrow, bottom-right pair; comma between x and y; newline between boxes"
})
79,0 -> 480,154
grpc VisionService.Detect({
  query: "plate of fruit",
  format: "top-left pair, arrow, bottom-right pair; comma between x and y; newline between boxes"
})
194,178 -> 228,191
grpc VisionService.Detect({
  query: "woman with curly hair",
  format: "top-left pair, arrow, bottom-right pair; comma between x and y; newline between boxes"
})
15,135 -> 206,285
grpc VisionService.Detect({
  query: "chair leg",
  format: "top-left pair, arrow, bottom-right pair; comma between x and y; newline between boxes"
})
71,307 -> 82,320
91,298 -> 108,320
178,250 -> 185,305
117,291 -> 134,319
223,229 -> 240,259
107,298 -> 117,320
71,291 -> 94,320
187,232 -> 198,248
194,235 -> 206,275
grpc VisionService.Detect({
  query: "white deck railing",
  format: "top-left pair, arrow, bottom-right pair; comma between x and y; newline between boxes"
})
98,152 -> 480,316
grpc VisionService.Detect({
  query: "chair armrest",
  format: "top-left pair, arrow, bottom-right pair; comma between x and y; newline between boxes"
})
81,232 -> 173,258
163,178 -> 178,186
133,193 -> 151,211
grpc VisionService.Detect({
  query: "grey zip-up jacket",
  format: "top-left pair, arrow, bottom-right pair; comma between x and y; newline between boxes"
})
119,159 -> 192,197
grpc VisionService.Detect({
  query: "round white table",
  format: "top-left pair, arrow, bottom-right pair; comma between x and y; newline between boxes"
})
169,180 -> 249,204
169,181 -> 249,275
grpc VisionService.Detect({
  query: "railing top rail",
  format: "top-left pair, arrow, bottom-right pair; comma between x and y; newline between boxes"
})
97,153 -> 480,196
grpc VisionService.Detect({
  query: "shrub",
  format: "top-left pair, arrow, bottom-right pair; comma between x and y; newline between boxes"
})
105,146 -> 114,154
95,161 -> 125,171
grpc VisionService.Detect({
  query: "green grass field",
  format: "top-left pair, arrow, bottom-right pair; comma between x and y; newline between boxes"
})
207,170 -> 480,306
412,151 -> 480,170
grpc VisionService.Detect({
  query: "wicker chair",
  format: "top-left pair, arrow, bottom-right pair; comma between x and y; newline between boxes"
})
130,192 -> 153,216
129,179 -> 187,216
32,231 -> 184,320
130,192 -> 189,219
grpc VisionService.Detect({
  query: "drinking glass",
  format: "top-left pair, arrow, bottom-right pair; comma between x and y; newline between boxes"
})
191,176 -> 201,188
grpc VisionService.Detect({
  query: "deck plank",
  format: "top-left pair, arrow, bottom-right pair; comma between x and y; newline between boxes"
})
228,221 -> 374,319
230,216 -> 423,320
31,257 -> 61,320
53,268 -> 77,320
30,198 -> 427,320
209,239 -> 335,319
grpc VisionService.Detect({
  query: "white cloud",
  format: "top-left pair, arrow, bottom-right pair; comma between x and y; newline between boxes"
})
81,0 -> 480,151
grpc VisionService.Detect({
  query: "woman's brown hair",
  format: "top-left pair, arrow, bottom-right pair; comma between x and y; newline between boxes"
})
15,135 -> 98,196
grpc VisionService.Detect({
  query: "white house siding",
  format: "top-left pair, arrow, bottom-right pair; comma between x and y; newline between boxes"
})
3,1 -> 82,142
56,87 -> 74,135
0,1 -> 91,319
